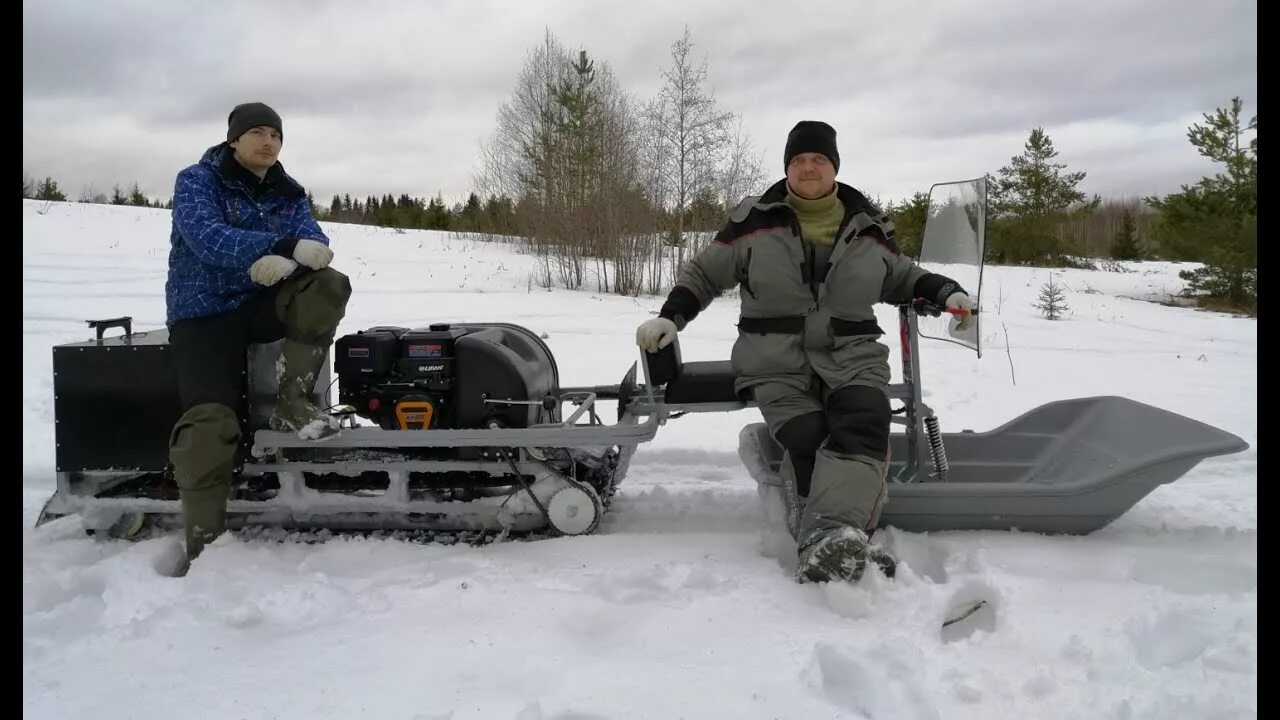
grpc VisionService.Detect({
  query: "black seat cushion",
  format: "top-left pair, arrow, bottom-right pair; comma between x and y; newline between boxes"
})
664,361 -> 740,404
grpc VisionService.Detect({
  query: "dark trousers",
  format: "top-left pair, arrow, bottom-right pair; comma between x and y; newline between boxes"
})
767,384 -> 891,497
755,379 -> 892,539
167,268 -> 351,490
169,268 -> 352,415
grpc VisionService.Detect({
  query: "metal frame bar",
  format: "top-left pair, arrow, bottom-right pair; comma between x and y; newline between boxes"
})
251,305 -> 937,485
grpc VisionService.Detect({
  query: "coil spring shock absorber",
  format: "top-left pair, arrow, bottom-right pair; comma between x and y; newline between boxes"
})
924,415 -> 949,480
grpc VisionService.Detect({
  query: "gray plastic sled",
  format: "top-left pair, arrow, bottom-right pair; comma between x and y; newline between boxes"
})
632,311 -> 1249,536
739,396 -> 1249,535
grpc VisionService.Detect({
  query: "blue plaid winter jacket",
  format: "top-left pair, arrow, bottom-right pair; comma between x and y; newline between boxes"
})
165,143 -> 330,326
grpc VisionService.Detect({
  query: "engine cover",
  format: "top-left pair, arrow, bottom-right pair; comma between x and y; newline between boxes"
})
336,323 -> 560,430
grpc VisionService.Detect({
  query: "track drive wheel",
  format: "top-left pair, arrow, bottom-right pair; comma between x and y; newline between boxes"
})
546,483 -> 603,536
86,512 -> 148,540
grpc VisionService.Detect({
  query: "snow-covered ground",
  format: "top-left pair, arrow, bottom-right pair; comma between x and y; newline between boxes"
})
23,200 -> 1256,719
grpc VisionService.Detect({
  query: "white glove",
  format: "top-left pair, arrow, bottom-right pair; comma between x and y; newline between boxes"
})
636,317 -> 678,353
249,255 -> 298,286
945,292 -> 976,331
293,239 -> 333,270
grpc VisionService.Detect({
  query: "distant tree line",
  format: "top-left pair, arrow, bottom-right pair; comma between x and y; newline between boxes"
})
20,174 -> 517,233
906,97 -> 1253,311
23,177 -> 168,208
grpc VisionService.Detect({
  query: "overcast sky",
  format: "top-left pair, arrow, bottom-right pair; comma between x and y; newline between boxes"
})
23,0 -> 1256,208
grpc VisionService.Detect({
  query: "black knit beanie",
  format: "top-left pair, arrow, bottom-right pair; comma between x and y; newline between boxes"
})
227,102 -> 283,142
784,120 -> 839,173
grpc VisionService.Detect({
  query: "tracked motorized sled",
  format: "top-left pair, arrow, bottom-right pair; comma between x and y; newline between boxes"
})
36,178 -> 1249,541
43,318 -> 647,539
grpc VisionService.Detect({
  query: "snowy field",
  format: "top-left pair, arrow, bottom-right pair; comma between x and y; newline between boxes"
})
23,200 -> 1256,719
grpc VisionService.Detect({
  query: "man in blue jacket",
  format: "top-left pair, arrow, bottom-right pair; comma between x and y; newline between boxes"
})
165,102 -> 351,567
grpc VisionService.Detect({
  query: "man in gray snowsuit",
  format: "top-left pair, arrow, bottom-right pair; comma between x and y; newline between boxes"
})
636,120 -> 974,584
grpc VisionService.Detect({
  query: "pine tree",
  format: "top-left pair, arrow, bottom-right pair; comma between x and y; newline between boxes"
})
886,191 -> 931,258
987,128 -> 1099,264
1145,97 -> 1256,308
1034,273 -> 1070,320
460,192 -> 482,231
36,177 -> 67,202
1110,210 -> 1142,260
425,193 -> 450,230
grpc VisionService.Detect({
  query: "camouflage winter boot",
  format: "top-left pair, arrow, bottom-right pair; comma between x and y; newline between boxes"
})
167,402 -> 240,575
153,484 -> 229,578
796,526 -> 897,584
780,452 -> 807,541
269,339 -> 340,440
182,483 -> 230,560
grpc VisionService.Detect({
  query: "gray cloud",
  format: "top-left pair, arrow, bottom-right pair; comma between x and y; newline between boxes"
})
23,0 -> 1256,207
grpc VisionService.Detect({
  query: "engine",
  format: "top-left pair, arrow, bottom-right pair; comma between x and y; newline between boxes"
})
335,323 -> 560,431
